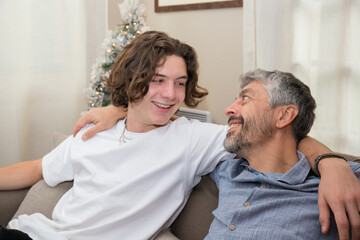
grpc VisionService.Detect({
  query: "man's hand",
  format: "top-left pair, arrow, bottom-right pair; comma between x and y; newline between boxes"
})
72,105 -> 126,141
299,136 -> 360,239
318,158 -> 360,240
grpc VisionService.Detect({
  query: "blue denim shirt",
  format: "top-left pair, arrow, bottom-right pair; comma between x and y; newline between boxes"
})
206,151 -> 360,240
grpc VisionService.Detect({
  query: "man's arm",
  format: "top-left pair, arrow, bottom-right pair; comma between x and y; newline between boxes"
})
298,136 -> 360,240
0,159 -> 43,190
73,105 -> 127,141
73,105 -> 178,141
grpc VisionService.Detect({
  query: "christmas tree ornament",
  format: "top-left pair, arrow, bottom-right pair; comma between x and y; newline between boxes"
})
84,0 -> 149,110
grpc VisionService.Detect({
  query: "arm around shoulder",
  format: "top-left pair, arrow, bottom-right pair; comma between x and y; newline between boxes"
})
298,136 -> 333,169
299,136 -> 360,239
0,158 -> 43,191
72,105 -> 127,141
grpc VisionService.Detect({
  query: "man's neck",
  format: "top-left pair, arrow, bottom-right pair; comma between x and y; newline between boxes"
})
242,134 -> 299,174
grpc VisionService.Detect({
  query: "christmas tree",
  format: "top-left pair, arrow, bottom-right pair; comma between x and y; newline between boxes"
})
84,0 -> 149,109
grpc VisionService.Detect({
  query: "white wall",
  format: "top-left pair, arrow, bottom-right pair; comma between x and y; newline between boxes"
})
109,0 -> 243,124
0,1 -> 107,167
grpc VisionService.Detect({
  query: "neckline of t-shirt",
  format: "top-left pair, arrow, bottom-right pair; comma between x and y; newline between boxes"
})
117,118 -> 174,137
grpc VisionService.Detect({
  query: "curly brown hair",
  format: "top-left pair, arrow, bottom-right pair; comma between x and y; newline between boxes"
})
106,31 -> 208,108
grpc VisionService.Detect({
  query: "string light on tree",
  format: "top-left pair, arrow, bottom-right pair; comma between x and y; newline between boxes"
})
84,0 -> 149,109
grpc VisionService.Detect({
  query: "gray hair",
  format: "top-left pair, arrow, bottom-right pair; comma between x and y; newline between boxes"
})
240,69 -> 316,143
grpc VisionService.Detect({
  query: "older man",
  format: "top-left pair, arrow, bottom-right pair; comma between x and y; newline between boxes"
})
205,69 -> 360,239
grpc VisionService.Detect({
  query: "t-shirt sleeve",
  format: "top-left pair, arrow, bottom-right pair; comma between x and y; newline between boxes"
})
187,120 -> 235,178
42,135 -> 75,187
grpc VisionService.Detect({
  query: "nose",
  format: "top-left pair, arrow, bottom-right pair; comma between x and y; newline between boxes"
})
161,82 -> 176,100
224,100 -> 239,117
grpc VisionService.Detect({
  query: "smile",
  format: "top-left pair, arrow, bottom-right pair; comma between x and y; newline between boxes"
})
153,101 -> 173,109
228,116 -> 244,128
229,123 -> 241,129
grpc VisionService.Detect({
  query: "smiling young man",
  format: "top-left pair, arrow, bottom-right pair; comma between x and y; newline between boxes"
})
125,55 -> 187,132
0,31 -> 234,239
206,69 -> 360,239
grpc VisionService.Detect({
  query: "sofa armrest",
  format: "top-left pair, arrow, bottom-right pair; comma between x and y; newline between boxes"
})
0,187 -> 30,226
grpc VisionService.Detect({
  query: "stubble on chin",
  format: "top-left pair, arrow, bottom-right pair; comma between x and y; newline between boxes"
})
223,111 -> 273,157
224,131 -> 251,157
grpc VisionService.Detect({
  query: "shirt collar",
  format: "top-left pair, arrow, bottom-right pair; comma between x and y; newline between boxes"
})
277,151 -> 311,184
239,151 -> 311,185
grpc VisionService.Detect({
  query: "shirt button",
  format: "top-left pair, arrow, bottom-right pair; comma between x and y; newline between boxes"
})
261,184 -> 267,189
229,225 -> 236,231
244,202 -> 251,207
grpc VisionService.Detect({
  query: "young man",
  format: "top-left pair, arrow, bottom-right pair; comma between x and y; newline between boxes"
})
205,69 -> 360,239
0,31 -> 233,240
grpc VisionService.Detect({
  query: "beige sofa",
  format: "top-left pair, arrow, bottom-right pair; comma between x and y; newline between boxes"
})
0,133 -> 359,239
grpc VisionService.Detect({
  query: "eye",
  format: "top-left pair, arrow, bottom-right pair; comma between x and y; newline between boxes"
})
175,79 -> 187,87
152,79 -> 163,83
238,94 -> 250,104
176,81 -> 186,86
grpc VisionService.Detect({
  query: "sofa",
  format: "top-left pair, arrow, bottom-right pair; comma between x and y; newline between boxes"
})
0,132 -> 359,239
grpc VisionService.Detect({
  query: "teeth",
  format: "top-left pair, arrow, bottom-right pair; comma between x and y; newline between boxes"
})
229,124 -> 241,128
154,102 -> 171,108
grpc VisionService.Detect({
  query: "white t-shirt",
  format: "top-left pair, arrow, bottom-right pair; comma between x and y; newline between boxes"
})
9,117 -> 234,240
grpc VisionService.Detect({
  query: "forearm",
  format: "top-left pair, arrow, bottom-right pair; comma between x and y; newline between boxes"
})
298,136 -> 333,168
0,159 -> 43,190
298,136 -> 350,174
95,105 -> 127,122
300,137 -> 360,239
109,105 -> 127,119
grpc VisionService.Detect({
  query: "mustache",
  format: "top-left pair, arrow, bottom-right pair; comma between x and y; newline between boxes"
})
228,115 -> 244,124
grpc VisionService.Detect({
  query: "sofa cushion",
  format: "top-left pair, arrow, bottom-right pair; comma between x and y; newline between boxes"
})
11,180 -> 73,221
171,175 -> 218,240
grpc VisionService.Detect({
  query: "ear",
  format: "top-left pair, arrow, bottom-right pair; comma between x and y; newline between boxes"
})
275,105 -> 298,128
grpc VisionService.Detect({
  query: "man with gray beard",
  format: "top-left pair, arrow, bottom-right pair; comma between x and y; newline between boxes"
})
205,69 -> 360,240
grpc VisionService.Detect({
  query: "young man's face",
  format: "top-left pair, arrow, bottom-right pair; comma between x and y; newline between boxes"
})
223,80 -> 274,154
127,55 -> 187,132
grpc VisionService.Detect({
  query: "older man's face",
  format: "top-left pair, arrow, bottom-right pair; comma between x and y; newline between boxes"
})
223,81 -> 274,155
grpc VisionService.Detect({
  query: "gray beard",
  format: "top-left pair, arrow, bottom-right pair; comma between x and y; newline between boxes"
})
224,111 -> 273,157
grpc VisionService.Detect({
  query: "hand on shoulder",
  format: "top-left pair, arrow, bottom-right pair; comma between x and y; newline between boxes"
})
72,105 -> 127,141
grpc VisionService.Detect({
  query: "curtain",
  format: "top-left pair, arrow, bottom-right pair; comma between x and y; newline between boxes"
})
0,0 -> 107,166
243,0 -> 360,156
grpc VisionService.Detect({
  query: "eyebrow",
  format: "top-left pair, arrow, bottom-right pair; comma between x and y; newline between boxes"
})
153,73 -> 188,80
238,88 -> 255,97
